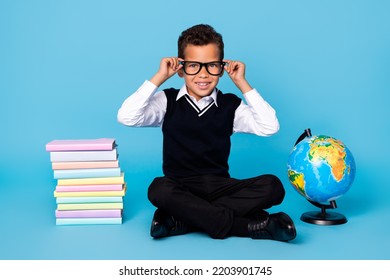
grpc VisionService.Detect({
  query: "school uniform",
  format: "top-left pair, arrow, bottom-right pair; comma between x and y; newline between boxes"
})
118,81 -> 286,239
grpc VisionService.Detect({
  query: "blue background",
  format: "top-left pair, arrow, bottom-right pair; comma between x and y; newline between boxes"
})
1,0 -> 389,259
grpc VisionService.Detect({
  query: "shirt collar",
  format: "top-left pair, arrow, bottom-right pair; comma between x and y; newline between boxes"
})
176,85 -> 219,107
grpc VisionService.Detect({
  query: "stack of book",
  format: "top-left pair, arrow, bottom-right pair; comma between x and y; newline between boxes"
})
46,138 -> 126,225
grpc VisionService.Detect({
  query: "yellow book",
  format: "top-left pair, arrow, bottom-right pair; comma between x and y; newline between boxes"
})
52,160 -> 119,170
54,185 -> 126,197
57,202 -> 123,210
57,173 -> 124,186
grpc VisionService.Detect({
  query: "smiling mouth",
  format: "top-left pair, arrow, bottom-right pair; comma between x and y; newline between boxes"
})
195,82 -> 211,87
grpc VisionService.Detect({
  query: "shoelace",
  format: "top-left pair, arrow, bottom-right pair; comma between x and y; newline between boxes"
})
170,216 -> 187,234
248,217 -> 271,239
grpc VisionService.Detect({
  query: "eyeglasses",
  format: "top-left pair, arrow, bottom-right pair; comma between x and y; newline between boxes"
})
179,61 -> 226,76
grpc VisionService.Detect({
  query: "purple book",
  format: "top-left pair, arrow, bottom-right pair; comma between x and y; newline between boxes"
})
55,209 -> 122,218
46,138 -> 116,152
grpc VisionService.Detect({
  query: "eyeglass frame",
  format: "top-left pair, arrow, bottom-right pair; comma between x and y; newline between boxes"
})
179,61 -> 227,76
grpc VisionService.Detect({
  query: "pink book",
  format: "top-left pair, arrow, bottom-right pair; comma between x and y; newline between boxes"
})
52,160 -> 119,170
55,209 -> 122,218
55,184 -> 123,192
46,138 -> 116,152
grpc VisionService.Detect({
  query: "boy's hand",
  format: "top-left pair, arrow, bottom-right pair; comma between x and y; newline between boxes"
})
150,57 -> 183,87
224,60 -> 253,94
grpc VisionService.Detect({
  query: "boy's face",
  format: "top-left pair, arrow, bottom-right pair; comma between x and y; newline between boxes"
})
179,43 -> 222,101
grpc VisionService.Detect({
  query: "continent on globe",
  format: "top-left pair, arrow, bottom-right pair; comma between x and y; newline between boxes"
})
308,136 -> 346,182
287,170 -> 305,195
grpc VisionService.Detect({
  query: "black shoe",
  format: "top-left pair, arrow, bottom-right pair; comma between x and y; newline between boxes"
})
248,212 -> 296,242
150,209 -> 189,238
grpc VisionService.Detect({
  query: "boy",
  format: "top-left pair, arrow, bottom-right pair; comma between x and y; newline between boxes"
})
118,24 -> 296,241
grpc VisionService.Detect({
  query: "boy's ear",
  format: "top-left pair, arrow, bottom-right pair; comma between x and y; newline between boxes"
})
178,68 -> 184,78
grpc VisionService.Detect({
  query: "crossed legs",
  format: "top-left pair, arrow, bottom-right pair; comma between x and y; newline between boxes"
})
147,174 -> 295,241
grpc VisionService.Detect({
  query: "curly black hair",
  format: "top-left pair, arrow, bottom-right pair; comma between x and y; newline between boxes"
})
178,24 -> 224,60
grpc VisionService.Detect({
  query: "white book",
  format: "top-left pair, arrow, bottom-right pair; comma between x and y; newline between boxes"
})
50,149 -> 117,162
56,196 -> 123,204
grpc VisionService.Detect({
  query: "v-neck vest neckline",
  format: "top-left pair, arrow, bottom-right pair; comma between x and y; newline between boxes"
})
184,95 -> 216,117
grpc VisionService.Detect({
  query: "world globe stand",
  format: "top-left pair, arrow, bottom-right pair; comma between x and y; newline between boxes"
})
301,200 -> 347,225
294,128 -> 348,225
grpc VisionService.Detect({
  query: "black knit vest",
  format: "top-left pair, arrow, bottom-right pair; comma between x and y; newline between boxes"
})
162,88 -> 241,177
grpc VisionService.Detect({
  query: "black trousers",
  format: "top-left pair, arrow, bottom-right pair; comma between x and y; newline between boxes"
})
148,174 -> 285,239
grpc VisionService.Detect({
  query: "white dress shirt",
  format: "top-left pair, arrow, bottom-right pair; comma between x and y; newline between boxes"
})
117,80 -> 280,136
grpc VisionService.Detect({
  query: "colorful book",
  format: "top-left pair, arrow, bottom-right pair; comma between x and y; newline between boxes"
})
56,196 -> 123,204
52,160 -> 119,170
57,202 -> 123,210
50,149 -> 117,162
46,138 -> 116,152
57,173 -> 124,186
53,167 -> 121,179
55,184 -> 123,192
54,187 -> 126,198
56,217 -> 122,225
55,209 -> 122,218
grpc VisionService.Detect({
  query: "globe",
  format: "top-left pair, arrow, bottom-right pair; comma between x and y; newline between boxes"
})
287,131 -> 356,225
